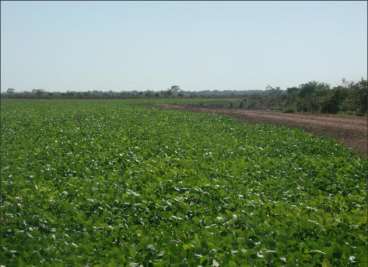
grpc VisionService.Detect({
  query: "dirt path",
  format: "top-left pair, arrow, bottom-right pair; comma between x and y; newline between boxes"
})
160,104 -> 368,156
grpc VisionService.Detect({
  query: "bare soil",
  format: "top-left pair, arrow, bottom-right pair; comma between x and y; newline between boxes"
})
160,104 -> 368,156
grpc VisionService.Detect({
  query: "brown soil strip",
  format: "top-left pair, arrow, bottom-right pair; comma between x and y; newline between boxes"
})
160,104 -> 368,156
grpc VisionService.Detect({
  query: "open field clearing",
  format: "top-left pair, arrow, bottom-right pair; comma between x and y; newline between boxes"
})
1,100 -> 367,266
160,104 -> 368,156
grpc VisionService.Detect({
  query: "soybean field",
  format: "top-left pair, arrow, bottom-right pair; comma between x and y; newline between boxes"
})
1,100 -> 367,266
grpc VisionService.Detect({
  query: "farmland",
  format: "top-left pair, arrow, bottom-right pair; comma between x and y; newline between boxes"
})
1,99 -> 367,266
160,104 -> 368,156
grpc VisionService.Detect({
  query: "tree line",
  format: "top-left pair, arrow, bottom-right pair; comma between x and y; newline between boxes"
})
2,85 -> 262,99
2,79 -> 367,115
237,79 -> 367,115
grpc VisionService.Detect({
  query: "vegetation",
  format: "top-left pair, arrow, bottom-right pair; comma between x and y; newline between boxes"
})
182,80 -> 368,116
1,100 -> 367,266
2,79 -> 367,115
2,86 -> 261,99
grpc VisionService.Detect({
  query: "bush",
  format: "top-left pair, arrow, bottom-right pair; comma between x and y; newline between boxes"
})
283,108 -> 295,113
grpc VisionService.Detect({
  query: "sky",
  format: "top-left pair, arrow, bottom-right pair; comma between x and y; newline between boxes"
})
1,1 -> 367,92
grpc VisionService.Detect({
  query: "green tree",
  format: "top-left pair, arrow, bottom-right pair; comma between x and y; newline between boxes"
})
298,81 -> 330,112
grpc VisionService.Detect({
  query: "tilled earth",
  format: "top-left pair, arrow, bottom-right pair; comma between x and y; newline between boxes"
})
160,104 -> 368,156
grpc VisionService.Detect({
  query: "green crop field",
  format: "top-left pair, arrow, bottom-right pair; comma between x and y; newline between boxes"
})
1,100 -> 367,266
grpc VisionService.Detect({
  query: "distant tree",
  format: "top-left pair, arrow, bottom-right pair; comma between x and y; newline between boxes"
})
353,79 -> 368,114
298,81 -> 330,112
265,85 -> 273,91
285,87 -> 300,111
170,85 -> 181,91
169,85 -> 181,96
6,88 -> 15,94
298,81 -> 329,98
320,89 -> 346,114
32,89 -> 46,98
163,85 -> 182,97
341,78 -> 354,88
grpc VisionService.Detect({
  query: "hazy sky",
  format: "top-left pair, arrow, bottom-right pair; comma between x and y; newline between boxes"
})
1,1 -> 367,92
